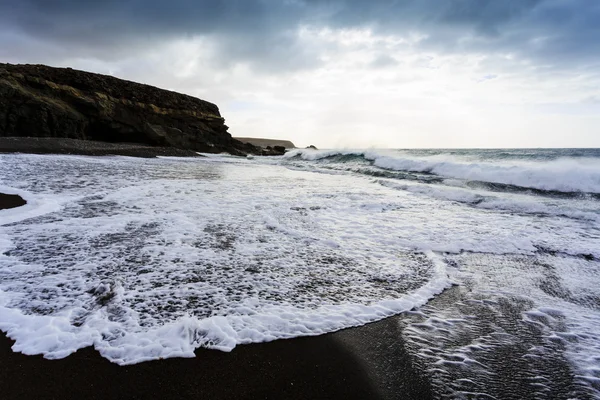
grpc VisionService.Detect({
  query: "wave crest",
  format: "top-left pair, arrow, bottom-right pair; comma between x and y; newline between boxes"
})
284,149 -> 600,194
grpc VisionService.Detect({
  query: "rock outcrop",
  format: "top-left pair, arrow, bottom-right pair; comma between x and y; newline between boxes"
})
0,63 -> 256,155
0,193 -> 26,210
234,137 -> 295,156
260,145 -> 287,156
234,137 -> 296,149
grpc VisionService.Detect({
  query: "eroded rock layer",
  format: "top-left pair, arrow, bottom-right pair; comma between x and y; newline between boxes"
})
0,63 -> 255,155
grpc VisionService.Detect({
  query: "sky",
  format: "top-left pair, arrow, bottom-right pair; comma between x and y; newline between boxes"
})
1,0 -> 599,148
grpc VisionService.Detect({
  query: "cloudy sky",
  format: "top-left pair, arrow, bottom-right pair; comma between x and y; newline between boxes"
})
1,0 -> 599,148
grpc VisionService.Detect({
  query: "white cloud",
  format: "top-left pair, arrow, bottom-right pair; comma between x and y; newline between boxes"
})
8,26 -> 599,148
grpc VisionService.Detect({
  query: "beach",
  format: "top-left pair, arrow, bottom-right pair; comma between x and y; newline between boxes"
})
0,309 -> 431,400
2,2 -> 600,397
0,188 -> 431,400
1,150 -> 599,399
0,137 -> 204,158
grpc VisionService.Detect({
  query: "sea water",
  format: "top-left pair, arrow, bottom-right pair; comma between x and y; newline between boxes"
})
0,149 -> 599,398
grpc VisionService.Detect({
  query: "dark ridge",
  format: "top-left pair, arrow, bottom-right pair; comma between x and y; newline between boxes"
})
0,63 -> 258,155
234,137 -> 296,149
2,63 -> 219,116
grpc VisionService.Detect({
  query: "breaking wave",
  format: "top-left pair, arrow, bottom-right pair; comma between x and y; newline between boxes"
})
1,150 -> 600,397
285,149 -> 600,195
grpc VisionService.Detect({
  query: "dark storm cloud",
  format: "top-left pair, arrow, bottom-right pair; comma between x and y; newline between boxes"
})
1,0 -> 599,71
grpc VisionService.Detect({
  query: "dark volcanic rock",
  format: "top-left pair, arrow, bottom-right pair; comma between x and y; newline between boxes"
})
234,137 -> 294,156
0,193 -> 26,210
234,137 -> 295,149
261,145 -> 287,156
0,63 -> 257,155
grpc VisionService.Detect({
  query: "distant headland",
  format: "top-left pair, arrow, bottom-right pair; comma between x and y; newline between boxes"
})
0,63 -> 292,157
234,137 -> 295,149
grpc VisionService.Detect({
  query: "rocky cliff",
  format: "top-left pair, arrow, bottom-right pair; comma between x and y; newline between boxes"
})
0,63 -> 257,155
234,137 -> 296,149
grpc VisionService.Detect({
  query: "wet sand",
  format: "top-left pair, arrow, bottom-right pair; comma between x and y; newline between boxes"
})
0,192 -> 431,400
0,317 -> 432,400
0,137 -> 201,158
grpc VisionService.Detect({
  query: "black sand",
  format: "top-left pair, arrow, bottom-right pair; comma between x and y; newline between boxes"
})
0,137 -> 201,158
1,194 -> 432,399
0,317 -> 432,400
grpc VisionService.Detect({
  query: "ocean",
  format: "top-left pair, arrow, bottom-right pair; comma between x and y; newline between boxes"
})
1,148 -> 599,398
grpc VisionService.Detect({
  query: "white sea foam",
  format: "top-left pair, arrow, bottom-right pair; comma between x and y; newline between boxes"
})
1,149 -> 599,394
0,185 -> 71,225
377,179 -> 600,223
285,149 -> 600,193
402,253 -> 600,398
0,154 -> 452,364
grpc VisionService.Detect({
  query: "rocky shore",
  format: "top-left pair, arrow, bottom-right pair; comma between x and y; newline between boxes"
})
234,137 -> 295,149
0,63 -> 288,156
0,192 -> 26,210
0,137 -> 201,158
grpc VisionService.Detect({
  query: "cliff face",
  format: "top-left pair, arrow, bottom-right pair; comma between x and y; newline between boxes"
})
0,64 -> 256,155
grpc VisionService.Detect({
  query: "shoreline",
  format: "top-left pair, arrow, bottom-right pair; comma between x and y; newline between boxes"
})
0,192 -> 432,399
0,316 -> 432,400
2,150 -> 598,398
0,137 -> 202,158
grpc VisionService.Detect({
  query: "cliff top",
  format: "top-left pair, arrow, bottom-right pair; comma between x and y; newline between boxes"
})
0,63 -> 220,116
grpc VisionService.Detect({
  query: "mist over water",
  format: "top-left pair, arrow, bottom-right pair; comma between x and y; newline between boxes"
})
1,149 -> 600,398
